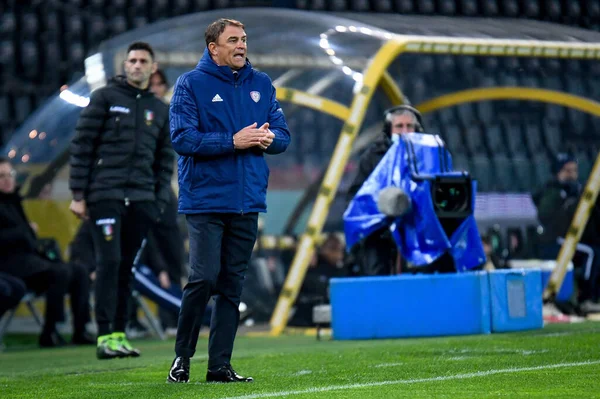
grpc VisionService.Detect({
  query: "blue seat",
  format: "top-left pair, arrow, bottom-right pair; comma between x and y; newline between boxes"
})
576,150 -> 592,182
20,41 -> 39,80
532,153 -> 552,190
87,16 -> 106,46
524,122 -> 544,158
173,0 -> 191,15
457,103 -> 476,126
330,0 -> 348,10
0,96 -> 9,124
349,0 -> 371,11
19,13 -> 38,41
0,12 -> 16,37
544,0 -> 562,20
503,120 -> 526,157
14,96 -> 32,125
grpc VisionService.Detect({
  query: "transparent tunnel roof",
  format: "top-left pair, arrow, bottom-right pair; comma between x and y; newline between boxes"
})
2,8 -> 392,194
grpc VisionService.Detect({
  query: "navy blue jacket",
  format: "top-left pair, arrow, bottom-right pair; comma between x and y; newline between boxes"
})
170,49 -> 290,214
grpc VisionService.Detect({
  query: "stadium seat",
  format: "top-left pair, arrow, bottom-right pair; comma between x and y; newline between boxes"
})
64,15 -> 84,42
439,0 -> 457,15
0,40 -> 15,74
544,104 -> 566,124
492,155 -> 514,192
440,124 -> 466,156
503,120 -> 526,157
456,55 -> 476,76
587,0 -> 600,19
451,154 -> 469,173
575,150 -> 592,182
0,12 -> 16,38
470,155 -> 494,192
566,108 -> 586,135
87,16 -> 107,46
68,42 -> 85,72
40,12 -> 60,43
396,0 -> 415,13
485,123 -> 507,156
541,120 -> 562,155
437,107 -> 457,126
476,101 -> 495,125
130,0 -> 147,10
148,0 -> 169,21
0,95 -> 9,124
20,41 -> 40,81
131,16 -> 148,29
524,122 -> 544,158
545,0 -> 562,20
173,0 -> 191,15
500,0 -> 519,17
565,0 -> 581,19
329,0 -> 348,10
110,15 -> 128,36
88,0 -> 105,11
481,0 -> 499,16
14,95 -> 32,125
373,0 -> 393,12
464,124 -> 487,156
350,0 -> 371,11
456,103 -> 476,126
512,155 -> 535,192
19,13 -> 38,41
417,0 -> 435,14
460,0 -> 478,16
523,0 -> 540,18
532,153 -> 552,190
566,75 -> 586,97
212,0 -> 231,8
191,0 -> 211,11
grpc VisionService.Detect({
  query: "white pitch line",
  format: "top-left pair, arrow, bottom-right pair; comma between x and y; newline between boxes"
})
220,360 -> 600,399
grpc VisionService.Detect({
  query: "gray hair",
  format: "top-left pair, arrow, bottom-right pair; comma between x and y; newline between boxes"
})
385,109 -> 421,130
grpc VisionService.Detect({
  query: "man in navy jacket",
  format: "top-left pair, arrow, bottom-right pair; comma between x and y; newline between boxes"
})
167,18 -> 290,384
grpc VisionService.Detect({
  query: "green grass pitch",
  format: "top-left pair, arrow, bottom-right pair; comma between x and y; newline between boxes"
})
1,323 -> 599,398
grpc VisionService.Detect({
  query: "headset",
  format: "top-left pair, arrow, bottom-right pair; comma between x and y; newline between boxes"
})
383,104 -> 424,136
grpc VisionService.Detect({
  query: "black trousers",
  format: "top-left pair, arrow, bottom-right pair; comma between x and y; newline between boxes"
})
175,213 -> 258,370
1,254 -> 90,335
88,200 -> 156,336
0,272 -> 26,319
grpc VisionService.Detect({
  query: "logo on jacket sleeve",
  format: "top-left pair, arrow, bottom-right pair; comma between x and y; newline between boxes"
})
109,105 -> 130,114
250,91 -> 261,103
212,94 -> 223,102
144,110 -> 154,126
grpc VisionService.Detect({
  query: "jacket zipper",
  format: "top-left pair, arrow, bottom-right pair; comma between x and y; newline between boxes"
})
125,93 -> 141,206
234,73 -> 244,215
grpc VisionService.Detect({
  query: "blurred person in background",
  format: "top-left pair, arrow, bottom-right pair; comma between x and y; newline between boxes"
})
0,158 -> 93,347
346,105 -> 423,276
150,69 -> 170,103
534,152 -> 600,314
289,233 -> 347,327
69,42 -> 174,359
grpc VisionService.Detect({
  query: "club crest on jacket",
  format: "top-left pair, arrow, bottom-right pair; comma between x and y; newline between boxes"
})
250,91 -> 260,103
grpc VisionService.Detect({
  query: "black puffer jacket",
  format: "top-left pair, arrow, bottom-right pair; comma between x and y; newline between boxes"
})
69,76 -> 174,207
346,133 -> 392,203
0,190 -> 37,261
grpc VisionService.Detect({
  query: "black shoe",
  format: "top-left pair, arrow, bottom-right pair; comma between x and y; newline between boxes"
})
206,365 -> 253,383
167,357 -> 190,383
71,332 -> 96,346
39,331 -> 67,348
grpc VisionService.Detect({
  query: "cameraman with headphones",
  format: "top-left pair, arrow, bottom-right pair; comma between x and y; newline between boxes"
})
346,105 -> 423,276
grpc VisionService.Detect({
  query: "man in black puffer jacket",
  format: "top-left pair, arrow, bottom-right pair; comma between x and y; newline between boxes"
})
69,41 -> 174,360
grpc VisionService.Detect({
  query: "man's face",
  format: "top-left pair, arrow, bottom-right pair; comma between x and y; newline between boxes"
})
558,161 -> 578,183
0,162 -> 16,194
390,113 -> 418,135
210,25 -> 247,70
124,50 -> 156,89
150,73 -> 167,98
